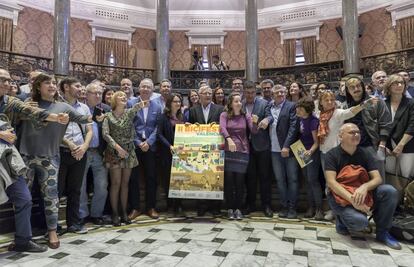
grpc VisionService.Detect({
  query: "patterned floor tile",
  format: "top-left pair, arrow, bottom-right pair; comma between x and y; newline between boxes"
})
175,253 -> 224,267
308,252 -> 352,267
348,251 -> 398,267
256,239 -> 294,254
220,252 -> 266,267
263,252 -> 308,267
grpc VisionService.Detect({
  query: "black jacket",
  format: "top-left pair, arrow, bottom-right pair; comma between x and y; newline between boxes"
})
92,102 -> 111,155
385,96 -> 414,153
189,103 -> 223,124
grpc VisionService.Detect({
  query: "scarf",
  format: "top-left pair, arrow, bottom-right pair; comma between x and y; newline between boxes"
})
318,108 -> 335,144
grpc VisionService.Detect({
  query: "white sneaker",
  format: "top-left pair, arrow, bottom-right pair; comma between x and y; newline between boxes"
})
324,210 -> 334,221
227,209 -> 235,220
234,209 -> 243,220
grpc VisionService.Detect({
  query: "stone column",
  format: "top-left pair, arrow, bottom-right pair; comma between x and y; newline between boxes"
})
156,0 -> 169,82
53,0 -> 71,76
245,0 -> 258,82
342,0 -> 360,74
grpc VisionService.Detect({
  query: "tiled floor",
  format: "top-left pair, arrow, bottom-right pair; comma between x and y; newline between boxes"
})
1,213 -> 414,267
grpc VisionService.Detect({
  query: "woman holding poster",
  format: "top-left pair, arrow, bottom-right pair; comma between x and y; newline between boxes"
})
157,93 -> 185,217
220,93 -> 258,220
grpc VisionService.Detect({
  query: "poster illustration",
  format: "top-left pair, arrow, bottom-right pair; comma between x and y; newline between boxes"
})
290,139 -> 313,168
168,124 -> 225,200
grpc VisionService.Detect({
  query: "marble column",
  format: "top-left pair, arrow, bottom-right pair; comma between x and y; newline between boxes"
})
53,0 -> 71,76
342,0 -> 360,74
245,0 -> 258,82
156,0 -> 169,82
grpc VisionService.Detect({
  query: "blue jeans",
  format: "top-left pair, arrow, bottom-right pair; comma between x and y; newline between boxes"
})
6,176 -> 32,246
302,151 -> 322,208
328,184 -> 398,233
79,149 -> 108,219
271,152 -> 299,209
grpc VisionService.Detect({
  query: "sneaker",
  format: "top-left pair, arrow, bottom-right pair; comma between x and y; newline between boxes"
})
227,209 -> 235,220
13,240 -> 48,253
314,208 -> 324,221
234,209 -> 243,220
278,208 -> 288,218
335,216 -> 349,235
287,208 -> 297,219
376,231 -> 402,250
324,210 -> 334,221
67,225 -> 88,234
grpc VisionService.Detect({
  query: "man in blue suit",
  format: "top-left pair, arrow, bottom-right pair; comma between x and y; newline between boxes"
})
269,84 -> 300,219
128,78 -> 162,220
242,81 -> 274,217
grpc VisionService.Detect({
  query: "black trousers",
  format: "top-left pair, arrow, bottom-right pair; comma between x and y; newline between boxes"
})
129,149 -> 157,211
225,171 -> 245,210
245,149 -> 271,209
58,149 -> 87,227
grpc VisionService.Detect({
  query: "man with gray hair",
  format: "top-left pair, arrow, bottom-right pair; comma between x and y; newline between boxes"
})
79,82 -> 111,225
371,71 -> 387,98
260,79 -> 274,102
128,78 -> 163,220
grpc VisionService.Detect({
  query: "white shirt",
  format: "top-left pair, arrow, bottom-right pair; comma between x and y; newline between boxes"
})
201,103 -> 211,124
319,108 -> 355,153
142,106 -> 149,139
269,100 -> 284,152
20,84 -> 31,94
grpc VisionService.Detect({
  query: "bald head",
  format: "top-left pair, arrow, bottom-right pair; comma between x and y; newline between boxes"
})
0,69 -> 12,96
339,123 -> 361,147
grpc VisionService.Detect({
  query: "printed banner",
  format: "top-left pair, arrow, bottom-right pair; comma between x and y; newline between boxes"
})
168,124 -> 225,200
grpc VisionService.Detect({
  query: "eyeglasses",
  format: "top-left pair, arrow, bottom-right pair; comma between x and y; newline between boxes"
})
88,91 -> 103,96
262,87 -> 272,90
345,130 -> 360,136
391,81 -> 404,86
200,92 -> 212,96
0,77 -> 12,83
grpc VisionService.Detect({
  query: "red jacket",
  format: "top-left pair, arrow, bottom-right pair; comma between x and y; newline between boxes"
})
331,165 -> 374,208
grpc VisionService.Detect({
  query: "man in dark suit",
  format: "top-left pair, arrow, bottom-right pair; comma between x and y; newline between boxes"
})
128,78 -> 163,220
189,85 -> 224,216
242,81 -> 274,217
189,86 -> 223,124
79,82 -> 111,225
269,84 -> 300,219
397,70 -> 414,98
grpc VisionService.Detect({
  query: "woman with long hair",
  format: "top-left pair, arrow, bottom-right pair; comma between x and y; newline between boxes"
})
19,73 -> 92,249
157,93 -> 185,216
102,91 -> 148,226
183,90 -> 199,121
383,75 -> 414,192
213,87 -> 226,106
287,82 -> 307,102
220,92 -> 257,220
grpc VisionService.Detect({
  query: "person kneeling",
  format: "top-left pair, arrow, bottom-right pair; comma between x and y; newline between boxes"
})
324,123 -> 401,250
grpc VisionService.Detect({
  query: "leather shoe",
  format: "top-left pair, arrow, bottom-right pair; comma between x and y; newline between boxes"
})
147,209 -> 159,219
264,206 -> 273,218
128,209 -> 142,220
13,240 -> 48,253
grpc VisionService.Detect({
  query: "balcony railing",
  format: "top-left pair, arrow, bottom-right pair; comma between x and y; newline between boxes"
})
0,48 -> 413,89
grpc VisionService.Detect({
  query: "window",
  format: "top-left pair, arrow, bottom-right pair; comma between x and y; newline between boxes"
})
295,39 -> 305,65
202,46 -> 209,70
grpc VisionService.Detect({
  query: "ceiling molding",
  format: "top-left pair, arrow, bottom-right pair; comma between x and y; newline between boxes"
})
278,21 -> 323,44
0,1 -> 23,25
185,30 -> 227,49
89,20 -> 135,45
386,1 -> 414,27
7,0 -> 410,31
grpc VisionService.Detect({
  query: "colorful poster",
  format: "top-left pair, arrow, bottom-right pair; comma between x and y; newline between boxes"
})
169,124 -> 225,200
290,139 -> 313,168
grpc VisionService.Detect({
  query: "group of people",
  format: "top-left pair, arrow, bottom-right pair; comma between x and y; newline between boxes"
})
1,67 -> 413,254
